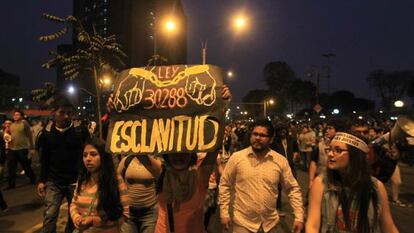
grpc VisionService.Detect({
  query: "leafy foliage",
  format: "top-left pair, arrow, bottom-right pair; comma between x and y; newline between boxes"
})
40,14 -> 127,81
39,13 -> 127,139
242,89 -> 271,117
30,82 -> 57,107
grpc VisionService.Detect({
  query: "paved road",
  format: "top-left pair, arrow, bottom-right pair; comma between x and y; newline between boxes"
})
1,163 -> 413,233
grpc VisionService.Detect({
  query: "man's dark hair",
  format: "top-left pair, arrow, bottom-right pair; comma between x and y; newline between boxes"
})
13,109 -> 25,117
51,95 -> 74,111
274,122 -> 288,132
349,118 -> 368,128
252,119 -> 275,137
326,117 -> 348,132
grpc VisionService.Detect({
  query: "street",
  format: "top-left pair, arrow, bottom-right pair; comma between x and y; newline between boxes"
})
1,163 -> 413,233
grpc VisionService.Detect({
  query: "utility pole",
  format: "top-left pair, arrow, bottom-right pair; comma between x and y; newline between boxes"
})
322,53 -> 336,94
202,41 -> 207,64
308,66 -> 321,105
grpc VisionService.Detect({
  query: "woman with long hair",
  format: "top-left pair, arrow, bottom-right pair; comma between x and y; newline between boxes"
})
306,131 -> 398,233
70,139 -> 129,233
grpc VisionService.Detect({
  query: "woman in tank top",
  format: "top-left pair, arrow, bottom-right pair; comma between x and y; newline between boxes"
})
306,131 -> 398,233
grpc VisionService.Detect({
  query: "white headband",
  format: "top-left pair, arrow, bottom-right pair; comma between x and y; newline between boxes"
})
332,132 -> 369,153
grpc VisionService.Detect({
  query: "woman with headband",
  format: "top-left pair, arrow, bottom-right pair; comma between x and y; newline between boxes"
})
306,131 -> 399,233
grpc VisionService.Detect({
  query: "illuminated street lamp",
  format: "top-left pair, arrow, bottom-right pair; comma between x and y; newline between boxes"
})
67,85 -> 96,97
101,75 -> 112,86
150,15 -> 178,64
202,13 -> 250,64
164,19 -> 177,33
264,98 -> 275,117
227,71 -> 233,78
232,14 -> 248,33
394,100 -> 404,108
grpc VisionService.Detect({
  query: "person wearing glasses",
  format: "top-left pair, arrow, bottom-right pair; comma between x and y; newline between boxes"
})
219,120 -> 304,233
308,118 -> 346,189
306,131 -> 399,233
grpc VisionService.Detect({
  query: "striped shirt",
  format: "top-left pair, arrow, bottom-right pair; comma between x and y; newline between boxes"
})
219,146 -> 304,232
70,176 -> 129,233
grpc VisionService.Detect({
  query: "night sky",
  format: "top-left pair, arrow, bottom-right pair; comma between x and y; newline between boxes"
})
1,0 -> 414,104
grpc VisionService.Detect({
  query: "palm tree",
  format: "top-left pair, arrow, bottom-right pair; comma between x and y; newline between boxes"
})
40,13 -> 127,139
31,82 -> 58,108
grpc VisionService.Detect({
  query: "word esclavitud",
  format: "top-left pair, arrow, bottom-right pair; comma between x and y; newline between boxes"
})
110,115 -> 219,154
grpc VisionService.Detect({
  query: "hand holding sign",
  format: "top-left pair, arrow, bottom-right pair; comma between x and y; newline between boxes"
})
185,74 -> 216,106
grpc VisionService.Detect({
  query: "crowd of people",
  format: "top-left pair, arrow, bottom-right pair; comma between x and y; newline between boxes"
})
0,87 -> 410,233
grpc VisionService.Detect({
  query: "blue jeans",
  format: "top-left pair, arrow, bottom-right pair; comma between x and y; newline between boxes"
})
121,204 -> 158,233
41,182 -> 75,233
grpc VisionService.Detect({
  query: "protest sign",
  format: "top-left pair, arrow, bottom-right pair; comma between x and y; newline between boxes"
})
106,64 -> 227,155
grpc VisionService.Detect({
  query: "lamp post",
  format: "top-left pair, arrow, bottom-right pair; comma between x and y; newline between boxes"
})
235,98 -> 275,118
67,85 -> 96,97
263,99 -> 275,117
394,100 -> 404,108
150,14 -> 178,65
322,52 -> 336,94
201,13 -> 249,64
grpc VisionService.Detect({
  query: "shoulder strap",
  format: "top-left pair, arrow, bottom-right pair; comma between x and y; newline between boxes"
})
156,164 -> 167,194
122,155 -> 135,179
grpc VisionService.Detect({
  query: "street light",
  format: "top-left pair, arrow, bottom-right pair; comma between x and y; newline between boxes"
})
164,19 -> 177,33
264,99 -> 275,117
68,86 -> 75,95
235,99 -> 275,118
101,76 -> 111,86
227,71 -> 233,78
232,14 -> 248,33
67,85 -> 96,97
394,100 -> 404,108
150,15 -> 178,65
202,13 -> 250,64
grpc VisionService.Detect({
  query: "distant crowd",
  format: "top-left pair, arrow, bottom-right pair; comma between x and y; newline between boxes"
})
1,90 -> 411,233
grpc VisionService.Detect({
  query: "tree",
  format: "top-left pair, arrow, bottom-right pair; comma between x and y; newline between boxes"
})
40,13 -> 127,139
264,61 -> 297,111
31,82 -> 58,108
366,69 -> 413,111
242,89 -> 270,117
286,78 -> 316,112
264,61 -> 296,89
319,90 -> 374,115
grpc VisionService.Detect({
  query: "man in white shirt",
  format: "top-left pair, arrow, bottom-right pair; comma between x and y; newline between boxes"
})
219,120 -> 304,233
